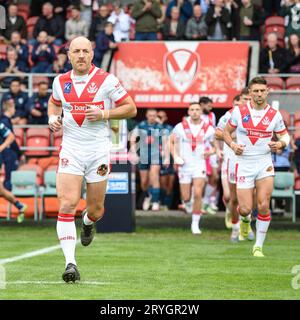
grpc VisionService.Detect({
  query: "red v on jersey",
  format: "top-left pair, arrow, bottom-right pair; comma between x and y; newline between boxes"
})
59,67 -> 108,127
182,118 -> 209,151
239,104 -> 277,145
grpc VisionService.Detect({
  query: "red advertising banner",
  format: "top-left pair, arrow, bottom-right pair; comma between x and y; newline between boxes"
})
111,42 -> 249,108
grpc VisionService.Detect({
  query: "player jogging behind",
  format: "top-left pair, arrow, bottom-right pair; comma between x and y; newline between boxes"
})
48,36 -> 137,282
223,76 -> 290,257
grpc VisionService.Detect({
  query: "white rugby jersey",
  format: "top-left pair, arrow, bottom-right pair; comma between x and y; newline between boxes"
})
173,116 -> 215,165
228,102 -> 287,156
51,65 -> 129,152
217,110 -> 235,159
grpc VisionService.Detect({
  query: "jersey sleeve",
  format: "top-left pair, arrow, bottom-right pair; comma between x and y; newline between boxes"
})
106,74 -> 129,104
228,106 -> 239,128
172,123 -> 181,138
50,76 -> 62,105
217,113 -> 229,131
274,112 -> 287,134
205,125 -> 215,143
0,123 -> 11,138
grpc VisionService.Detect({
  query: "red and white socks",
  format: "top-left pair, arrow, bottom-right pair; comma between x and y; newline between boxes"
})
83,212 -> 95,225
57,213 -> 77,267
254,212 -> 271,248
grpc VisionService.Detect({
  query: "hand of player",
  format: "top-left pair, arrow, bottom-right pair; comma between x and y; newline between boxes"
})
268,141 -> 283,153
85,107 -> 105,122
231,142 -> 244,155
174,155 -> 184,165
48,115 -> 62,132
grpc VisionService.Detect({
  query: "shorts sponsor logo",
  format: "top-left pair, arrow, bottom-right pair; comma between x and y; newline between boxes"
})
64,82 -> 72,94
61,158 -> 69,168
242,114 -> 251,123
237,176 -> 245,183
266,166 -> 273,172
97,164 -> 108,176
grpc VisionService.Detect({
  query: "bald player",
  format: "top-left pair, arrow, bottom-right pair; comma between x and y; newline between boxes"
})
48,36 -> 137,282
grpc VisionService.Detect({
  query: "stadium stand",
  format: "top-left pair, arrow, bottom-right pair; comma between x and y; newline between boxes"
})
286,77 -> 300,90
265,76 -> 285,90
25,127 -> 51,157
264,16 -> 285,37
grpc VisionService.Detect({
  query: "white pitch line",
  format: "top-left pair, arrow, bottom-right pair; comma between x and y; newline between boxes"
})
0,240 -> 81,265
7,281 -> 111,285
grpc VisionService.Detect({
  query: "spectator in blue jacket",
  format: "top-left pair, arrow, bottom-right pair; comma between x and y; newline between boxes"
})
0,99 -> 23,191
0,46 -> 29,89
26,81 -> 50,125
1,79 -> 29,125
31,31 -> 56,73
166,0 -> 193,24
47,47 -> 72,74
10,31 -> 29,67
94,22 -> 118,68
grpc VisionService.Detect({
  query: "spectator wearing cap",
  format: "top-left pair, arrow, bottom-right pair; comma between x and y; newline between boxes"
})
0,99 -> 23,191
47,47 -> 72,74
166,0 -> 193,24
94,22 -> 118,68
162,6 -> 186,40
0,4 -> 27,41
259,32 -> 289,74
31,31 -> 56,73
107,1 -> 131,42
1,79 -> 29,125
131,0 -> 162,41
9,31 -> 29,67
65,6 -> 89,42
26,81 -> 50,125
89,5 -> 110,42
0,46 -> 29,89
185,4 -> 207,40
33,2 -> 65,46
205,0 -> 231,40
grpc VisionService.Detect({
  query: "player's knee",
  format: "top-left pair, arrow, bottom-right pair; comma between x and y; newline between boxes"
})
238,204 -> 252,216
59,200 -> 77,214
87,204 -> 104,219
257,201 -> 269,215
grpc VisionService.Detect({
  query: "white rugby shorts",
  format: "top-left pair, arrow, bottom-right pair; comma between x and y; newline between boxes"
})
235,155 -> 274,189
178,162 -> 207,184
58,146 -> 110,183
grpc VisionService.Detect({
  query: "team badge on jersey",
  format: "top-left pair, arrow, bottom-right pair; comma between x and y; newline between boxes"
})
242,114 -> 251,123
262,116 -> 270,126
87,82 -> 98,94
64,82 -> 72,94
97,164 -> 108,176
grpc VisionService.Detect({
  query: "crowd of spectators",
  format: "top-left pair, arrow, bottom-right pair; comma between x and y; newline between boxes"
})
0,0 -> 299,77
0,0 -> 299,126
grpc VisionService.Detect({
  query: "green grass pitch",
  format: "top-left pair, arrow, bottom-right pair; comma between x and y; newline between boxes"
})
0,215 -> 300,300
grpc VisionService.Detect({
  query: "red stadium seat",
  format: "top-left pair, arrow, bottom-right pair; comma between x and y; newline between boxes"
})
279,109 -> 291,127
19,163 -> 44,185
18,10 -> 29,21
0,43 -> 7,59
52,130 -> 62,156
25,128 -> 51,156
26,16 -> 39,39
265,16 -> 285,38
294,125 -> 300,140
294,110 -> 300,123
286,77 -> 300,91
14,127 -> 25,147
265,77 -> 285,90
17,3 -> 30,12
295,177 -> 300,190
